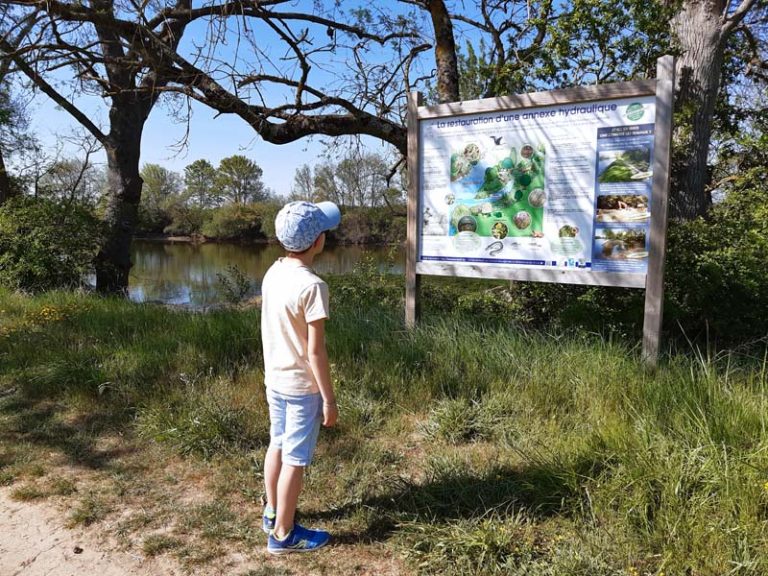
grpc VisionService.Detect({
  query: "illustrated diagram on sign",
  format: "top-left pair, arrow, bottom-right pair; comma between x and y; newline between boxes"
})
447,139 -> 546,241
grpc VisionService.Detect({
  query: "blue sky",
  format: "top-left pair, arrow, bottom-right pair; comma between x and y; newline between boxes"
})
27,1 -> 419,198
31,79 -> 331,199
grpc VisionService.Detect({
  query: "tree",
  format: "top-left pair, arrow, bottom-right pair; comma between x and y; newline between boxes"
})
669,0 -> 764,219
0,0 -> 193,293
0,6 -> 35,205
38,158 -> 103,207
141,164 -> 181,208
184,159 -> 218,208
0,83 -> 23,204
312,150 -> 397,207
539,0 -> 670,89
35,134 -> 103,207
289,164 -> 316,202
215,155 -> 269,205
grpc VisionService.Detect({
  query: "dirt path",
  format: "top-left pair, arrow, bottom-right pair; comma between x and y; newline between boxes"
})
0,486 -> 406,576
0,487 -> 178,576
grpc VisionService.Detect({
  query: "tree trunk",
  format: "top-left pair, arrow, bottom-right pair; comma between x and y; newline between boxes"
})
670,0 -> 727,220
426,0 -> 459,103
93,103 -> 146,294
0,146 -> 13,206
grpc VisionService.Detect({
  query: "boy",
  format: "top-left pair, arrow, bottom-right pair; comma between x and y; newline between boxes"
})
260,200 -> 341,554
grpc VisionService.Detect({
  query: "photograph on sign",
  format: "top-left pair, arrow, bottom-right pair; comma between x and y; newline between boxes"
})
418,96 -> 656,276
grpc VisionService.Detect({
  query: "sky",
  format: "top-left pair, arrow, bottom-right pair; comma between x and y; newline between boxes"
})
25,0 -> 417,198
31,85 -> 333,199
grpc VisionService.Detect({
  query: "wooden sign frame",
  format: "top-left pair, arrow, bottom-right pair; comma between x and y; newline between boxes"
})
406,56 -> 675,367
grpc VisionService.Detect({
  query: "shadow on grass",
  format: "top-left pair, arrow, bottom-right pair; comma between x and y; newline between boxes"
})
304,455 -> 602,545
0,395 -> 137,470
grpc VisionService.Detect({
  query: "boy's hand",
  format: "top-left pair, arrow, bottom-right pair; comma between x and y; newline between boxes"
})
322,401 -> 338,427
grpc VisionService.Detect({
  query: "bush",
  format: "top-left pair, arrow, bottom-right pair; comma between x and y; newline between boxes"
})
664,168 -> 768,343
0,196 -> 102,292
201,203 -> 264,240
253,201 -> 281,240
163,204 -> 207,236
333,206 -> 406,245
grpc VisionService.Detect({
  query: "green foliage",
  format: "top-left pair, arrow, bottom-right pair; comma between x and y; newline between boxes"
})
216,265 -> 253,304
137,163 -> 183,234
423,398 -> 483,444
540,0 -> 671,87
664,168 -> 768,342
137,387 -> 268,458
332,206 -> 405,245
215,155 -> 269,204
0,196 -> 102,292
68,491 -> 111,527
200,203 -> 264,240
142,534 -> 182,556
253,201 -> 281,240
184,159 -> 219,208
311,151 -> 403,208
163,204 -> 206,236
328,249 -> 402,310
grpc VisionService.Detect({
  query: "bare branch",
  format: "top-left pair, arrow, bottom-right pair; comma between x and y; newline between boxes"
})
723,0 -> 759,36
0,36 -> 107,143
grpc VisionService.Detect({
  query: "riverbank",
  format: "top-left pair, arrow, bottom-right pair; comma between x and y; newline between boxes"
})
133,233 -> 403,247
2,287 -> 768,575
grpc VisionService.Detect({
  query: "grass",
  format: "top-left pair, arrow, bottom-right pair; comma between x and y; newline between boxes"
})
142,533 -> 183,556
2,285 -> 768,574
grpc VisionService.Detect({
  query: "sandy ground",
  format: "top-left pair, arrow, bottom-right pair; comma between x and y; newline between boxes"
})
0,487 -> 179,576
0,486 -> 406,576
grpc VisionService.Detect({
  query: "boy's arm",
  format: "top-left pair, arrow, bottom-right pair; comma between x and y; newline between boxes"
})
308,318 -> 338,427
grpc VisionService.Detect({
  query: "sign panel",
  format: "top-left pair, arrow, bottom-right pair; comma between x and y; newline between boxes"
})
418,96 -> 656,280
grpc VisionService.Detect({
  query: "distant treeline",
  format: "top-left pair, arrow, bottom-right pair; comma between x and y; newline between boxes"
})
135,151 -> 406,243
142,201 -> 406,246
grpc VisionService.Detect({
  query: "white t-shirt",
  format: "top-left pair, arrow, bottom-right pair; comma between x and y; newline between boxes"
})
260,257 -> 330,395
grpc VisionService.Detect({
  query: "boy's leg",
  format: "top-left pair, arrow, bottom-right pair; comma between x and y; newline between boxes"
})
266,394 -> 328,554
272,393 -> 322,538
263,447 -> 282,511
273,463 -> 304,539
263,388 -> 287,532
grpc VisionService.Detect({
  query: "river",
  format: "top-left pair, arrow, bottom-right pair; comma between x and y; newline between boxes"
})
128,240 -> 404,308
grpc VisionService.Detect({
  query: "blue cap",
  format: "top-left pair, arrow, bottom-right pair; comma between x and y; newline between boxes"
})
275,201 -> 341,252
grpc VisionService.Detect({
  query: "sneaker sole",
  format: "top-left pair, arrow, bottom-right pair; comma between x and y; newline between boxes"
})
267,540 -> 329,555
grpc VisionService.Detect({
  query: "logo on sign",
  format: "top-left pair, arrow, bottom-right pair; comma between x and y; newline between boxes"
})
626,103 -> 645,121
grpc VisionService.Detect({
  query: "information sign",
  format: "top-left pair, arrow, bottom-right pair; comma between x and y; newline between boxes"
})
418,96 -> 656,282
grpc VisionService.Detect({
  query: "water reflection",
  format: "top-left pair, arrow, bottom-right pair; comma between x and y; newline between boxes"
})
128,241 -> 404,308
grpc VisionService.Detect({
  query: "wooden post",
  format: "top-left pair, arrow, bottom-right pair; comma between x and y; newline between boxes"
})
642,55 -> 675,368
405,92 -> 423,328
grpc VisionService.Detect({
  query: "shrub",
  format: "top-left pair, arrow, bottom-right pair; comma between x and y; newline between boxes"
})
164,204 -> 207,236
664,168 -> 768,343
216,265 -> 253,304
253,201 -> 281,240
333,206 -> 406,245
201,203 -> 264,241
0,196 -> 102,292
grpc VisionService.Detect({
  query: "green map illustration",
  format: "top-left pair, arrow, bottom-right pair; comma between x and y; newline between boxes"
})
448,142 -> 546,239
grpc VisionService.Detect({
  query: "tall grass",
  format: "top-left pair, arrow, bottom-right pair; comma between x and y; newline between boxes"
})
1,285 -> 768,574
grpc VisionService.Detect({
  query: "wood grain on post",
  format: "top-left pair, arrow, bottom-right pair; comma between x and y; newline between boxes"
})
405,92 -> 423,328
642,56 -> 675,368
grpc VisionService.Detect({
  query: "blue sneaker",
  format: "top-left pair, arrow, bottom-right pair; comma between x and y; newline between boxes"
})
262,506 -> 276,534
267,524 -> 331,555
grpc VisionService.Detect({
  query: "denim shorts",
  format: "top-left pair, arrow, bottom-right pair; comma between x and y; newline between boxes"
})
266,388 -> 323,467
